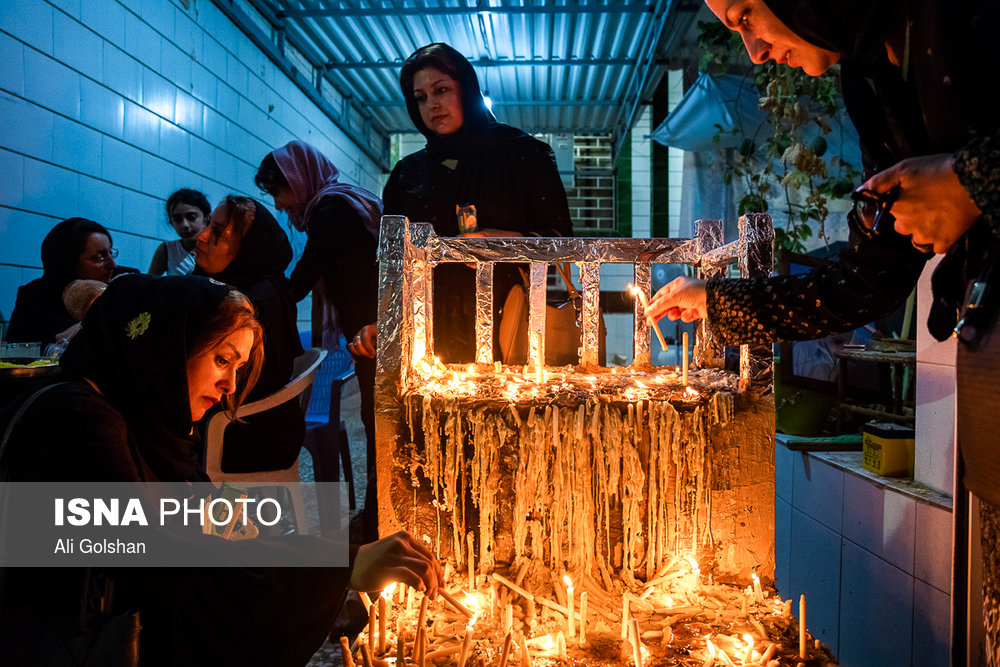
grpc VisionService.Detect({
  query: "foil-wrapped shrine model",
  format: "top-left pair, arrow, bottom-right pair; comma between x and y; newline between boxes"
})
374,214 -> 776,588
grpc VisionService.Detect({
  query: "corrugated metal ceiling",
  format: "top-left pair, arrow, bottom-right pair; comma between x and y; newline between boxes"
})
224,0 -> 700,168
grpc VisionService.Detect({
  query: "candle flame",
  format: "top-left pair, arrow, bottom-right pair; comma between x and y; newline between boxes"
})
628,284 -> 639,296
684,386 -> 700,397
706,638 -> 716,658
685,556 -> 700,573
468,612 -> 478,629
562,574 -> 573,590
382,582 -> 397,598
743,633 -> 754,647
752,573 -> 760,584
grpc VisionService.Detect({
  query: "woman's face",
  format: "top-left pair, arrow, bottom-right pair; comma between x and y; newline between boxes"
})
271,186 -> 304,217
195,203 -> 242,274
704,0 -> 840,76
413,67 -> 464,136
169,203 -> 207,241
76,233 -> 117,283
186,327 -> 255,421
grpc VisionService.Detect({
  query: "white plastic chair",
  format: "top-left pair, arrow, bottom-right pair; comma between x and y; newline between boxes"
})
203,347 -> 327,533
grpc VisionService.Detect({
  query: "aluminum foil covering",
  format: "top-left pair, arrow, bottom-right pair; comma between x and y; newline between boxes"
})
475,262 -> 494,364
632,263 -> 652,365
737,213 -> 775,391
695,220 -> 726,369
579,262 -> 601,366
374,214 -> 775,534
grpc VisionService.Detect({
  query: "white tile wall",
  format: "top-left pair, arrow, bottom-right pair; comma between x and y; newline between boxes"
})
1,0 -> 384,326
839,540 -> 914,667
776,440 -> 953,664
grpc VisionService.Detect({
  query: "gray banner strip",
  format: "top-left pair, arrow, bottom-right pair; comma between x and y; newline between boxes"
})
0,482 -> 350,567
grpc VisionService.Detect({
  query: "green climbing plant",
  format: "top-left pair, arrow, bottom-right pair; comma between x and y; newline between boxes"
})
697,21 -> 860,254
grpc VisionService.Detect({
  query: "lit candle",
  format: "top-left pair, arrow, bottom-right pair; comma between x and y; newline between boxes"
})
752,573 -> 763,602
457,613 -> 476,667
579,591 -> 588,645
742,634 -> 755,663
682,331 -> 689,385
799,594 -> 807,660
630,284 -> 669,352
339,636 -> 355,667
379,583 -> 394,655
467,532 -> 475,591
564,575 -> 575,638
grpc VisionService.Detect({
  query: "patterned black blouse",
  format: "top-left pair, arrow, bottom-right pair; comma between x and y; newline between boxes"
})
707,130 -> 1000,346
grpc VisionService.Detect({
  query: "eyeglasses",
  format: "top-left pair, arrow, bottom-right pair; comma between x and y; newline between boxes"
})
849,184 -> 900,239
86,248 -> 119,265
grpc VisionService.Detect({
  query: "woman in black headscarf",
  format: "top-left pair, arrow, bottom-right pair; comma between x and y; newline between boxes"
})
194,195 -> 305,473
6,217 -> 120,346
646,0 -> 999,659
383,42 -> 573,363
0,274 -> 443,665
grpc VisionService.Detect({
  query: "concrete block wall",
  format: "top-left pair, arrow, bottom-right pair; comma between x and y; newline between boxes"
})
0,0 -> 382,327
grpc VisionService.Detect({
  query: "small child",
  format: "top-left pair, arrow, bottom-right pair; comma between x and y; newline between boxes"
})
147,189 -> 210,276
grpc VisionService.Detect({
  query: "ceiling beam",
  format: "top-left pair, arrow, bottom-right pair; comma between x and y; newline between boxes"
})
278,4 -> 654,19
325,57 -> 637,70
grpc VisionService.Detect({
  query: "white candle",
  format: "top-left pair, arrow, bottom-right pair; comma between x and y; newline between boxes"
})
497,632 -> 513,667
630,285 -> 669,352
339,636 -> 355,667
457,614 -> 476,667
799,594 -> 807,659
621,596 -> 629,640
367,601 -> 376,657
503,602 -> 513,636
378,594 -> 387,654
520,634 -> 533,667
579,591 -> 588,645
682,331 -> 689,385
630,618 -> 643,667
752,573 -> 763,602
467,532 -> 475,591
564,575 -> 575,638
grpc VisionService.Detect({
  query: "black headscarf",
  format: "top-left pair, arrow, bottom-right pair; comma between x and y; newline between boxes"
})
60,274 -> 231,481
399,43 -> 532,157
761,0 -> 905,70
196,199 -> 302,397
5,218 -> 113,344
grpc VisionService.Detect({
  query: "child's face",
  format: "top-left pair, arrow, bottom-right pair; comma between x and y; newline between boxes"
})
169,203 -> 207,240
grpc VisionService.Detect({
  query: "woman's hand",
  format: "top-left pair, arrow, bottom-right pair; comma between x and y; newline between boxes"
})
349,531 -> 444,597
347,324 -> 377,359
646,277 -> 708,323
862,153 -> 982,254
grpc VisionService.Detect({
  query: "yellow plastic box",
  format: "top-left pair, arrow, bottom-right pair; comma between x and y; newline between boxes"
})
862,422 -> 915,477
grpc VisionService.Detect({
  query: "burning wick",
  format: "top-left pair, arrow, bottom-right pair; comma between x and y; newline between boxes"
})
379,583 -> 395,654
458,613 -> 477,667
629,284 -> 669,352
